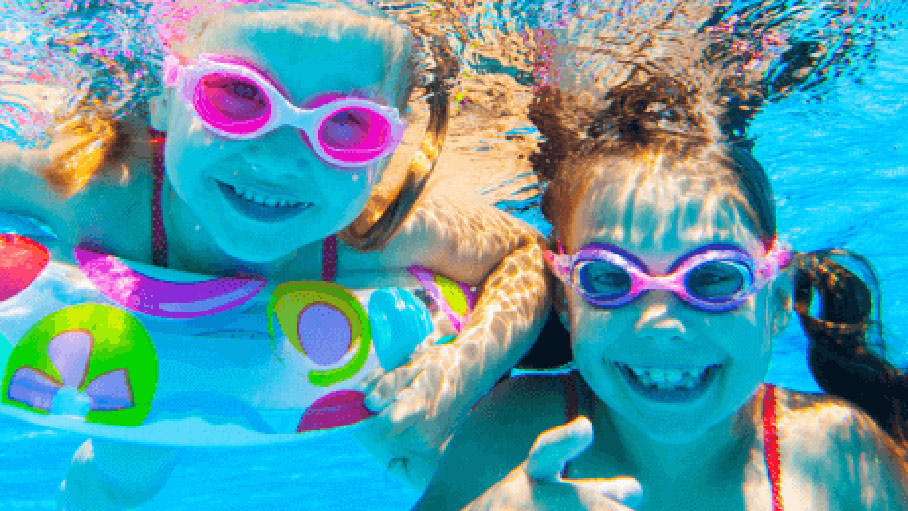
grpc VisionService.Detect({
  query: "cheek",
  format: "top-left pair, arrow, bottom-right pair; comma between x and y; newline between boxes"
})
323,171 -> 372,201
317,171 -> 375,224
568,305 -> 622,357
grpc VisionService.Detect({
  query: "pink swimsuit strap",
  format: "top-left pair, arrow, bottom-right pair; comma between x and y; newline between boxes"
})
559,375 -> 783,510
150,130 -> 167,268
148,130 -> 337,282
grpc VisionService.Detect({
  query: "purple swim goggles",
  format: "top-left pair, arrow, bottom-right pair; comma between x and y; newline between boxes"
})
163,53 -> 407,169
544,240 -> 793,312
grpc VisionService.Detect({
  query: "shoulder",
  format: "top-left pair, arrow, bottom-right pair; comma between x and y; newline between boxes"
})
775,387 -> 908,510
0,136 -> 153,263
417,374 -> 570,511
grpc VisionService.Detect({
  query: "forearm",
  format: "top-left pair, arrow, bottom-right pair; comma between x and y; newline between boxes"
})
456,240 -> 551,393
58,439 -> 180,511
425,239 -> 551,423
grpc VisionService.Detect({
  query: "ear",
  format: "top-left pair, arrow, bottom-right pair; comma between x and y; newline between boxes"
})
769,267 -> 794,338
148,93 -> 169,132
543,243 -> 572,332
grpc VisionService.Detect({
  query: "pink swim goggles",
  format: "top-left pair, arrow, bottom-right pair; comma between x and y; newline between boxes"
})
162,53 -> 407,168
544,240 -> 792,312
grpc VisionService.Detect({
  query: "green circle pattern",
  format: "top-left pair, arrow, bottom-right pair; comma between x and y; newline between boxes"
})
1,304 -> 158,426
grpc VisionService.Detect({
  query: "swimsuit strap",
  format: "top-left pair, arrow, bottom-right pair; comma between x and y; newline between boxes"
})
762,383 -> 784,511
147,130 -> 337,282
150,129 -> 168,268
560,371 -> 580,478
322,234 -> 337,283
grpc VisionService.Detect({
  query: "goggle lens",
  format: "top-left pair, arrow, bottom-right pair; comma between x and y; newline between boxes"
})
195,73 -> 271,133
317,105 -> 392,162
577,260 -> 632,299
683,260 -> 748,301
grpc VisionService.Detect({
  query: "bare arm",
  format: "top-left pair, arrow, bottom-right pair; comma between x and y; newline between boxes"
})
781,390 -> 908,511
389,191 -> 550,390
386,192 -> 551,368
833,407 -> 908,511
356,195 -> 552,488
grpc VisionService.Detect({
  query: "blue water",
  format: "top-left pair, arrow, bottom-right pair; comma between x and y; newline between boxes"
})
2,6 -> 908,511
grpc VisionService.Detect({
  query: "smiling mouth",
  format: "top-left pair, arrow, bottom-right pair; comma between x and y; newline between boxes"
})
216,180 -> 313,223
615,361 -> 722,404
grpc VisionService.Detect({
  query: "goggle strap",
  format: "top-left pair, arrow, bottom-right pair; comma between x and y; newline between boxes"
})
163,54 -> 183,88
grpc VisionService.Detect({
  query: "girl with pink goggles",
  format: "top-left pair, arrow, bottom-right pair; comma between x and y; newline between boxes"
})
545,240 -> 793,312
163,53 -> 408,169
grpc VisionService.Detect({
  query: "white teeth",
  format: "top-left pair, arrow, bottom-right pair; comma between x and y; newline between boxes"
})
622,364 -> 714,390
229,184 -> 305,208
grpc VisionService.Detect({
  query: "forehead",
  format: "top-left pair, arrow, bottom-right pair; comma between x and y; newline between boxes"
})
191,12 -> 389,103
569,172 -> 761,262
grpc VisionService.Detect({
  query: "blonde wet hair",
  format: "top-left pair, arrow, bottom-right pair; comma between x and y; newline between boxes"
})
37,0 -> 456,250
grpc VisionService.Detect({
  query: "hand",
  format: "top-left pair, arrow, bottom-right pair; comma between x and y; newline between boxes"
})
56,439 -> 180,511
355,342 -> 472,490
465,417 -> 643,511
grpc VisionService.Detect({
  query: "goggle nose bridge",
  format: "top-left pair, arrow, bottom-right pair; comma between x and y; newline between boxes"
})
626,269 -> 690,296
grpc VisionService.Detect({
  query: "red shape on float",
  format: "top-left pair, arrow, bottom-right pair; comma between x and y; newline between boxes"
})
297,390 -> 374,432
0,234 -> 49,302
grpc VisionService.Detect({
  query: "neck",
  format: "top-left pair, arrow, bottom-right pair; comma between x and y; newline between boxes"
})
592,387 -> 760,485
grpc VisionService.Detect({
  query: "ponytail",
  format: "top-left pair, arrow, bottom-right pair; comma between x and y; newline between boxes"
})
793,249 -> 908,448
37,99 -> 132,198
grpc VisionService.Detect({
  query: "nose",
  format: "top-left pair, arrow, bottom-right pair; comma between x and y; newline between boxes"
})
633,290 -> 691,346
244,127 -> 319,172
245,124 -> 311,156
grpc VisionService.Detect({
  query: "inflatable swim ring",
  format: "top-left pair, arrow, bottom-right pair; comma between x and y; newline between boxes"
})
0,213 -> 476,449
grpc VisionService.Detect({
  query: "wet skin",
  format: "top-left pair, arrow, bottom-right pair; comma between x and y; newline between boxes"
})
153,15 -> 397,273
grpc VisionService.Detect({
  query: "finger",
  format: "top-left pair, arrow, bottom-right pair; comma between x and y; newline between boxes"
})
364,365 -> 421,412
524,416 -> 594,482
573,477 -> 643,510
356,368 -> 383,393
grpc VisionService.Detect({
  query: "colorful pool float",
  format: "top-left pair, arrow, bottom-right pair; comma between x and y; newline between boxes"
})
0,243 -> 476,446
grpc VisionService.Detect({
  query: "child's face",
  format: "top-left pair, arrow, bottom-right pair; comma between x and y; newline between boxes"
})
563,180 -> 788,444
160,14 -> 397,262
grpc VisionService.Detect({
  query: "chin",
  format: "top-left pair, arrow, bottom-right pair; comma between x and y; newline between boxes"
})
639,423 -> 715,445
210,226 -> 302,264
220,243 -> 294,265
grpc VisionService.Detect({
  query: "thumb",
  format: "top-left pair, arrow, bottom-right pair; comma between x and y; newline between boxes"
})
573,477 -> 644,510
524,416 -> 593,482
